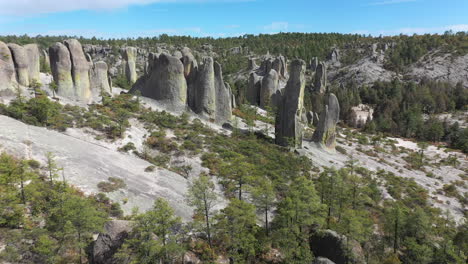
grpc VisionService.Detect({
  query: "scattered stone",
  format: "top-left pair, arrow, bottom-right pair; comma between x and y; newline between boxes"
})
275,59 -> 306,148
312,93 -> 340,151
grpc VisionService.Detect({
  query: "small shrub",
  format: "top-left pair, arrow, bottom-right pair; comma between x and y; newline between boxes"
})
145,165 -> 156,172
97,177 -> 127,192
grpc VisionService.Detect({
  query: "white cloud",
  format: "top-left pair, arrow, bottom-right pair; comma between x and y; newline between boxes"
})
263,22 -> 289,31
0,0 -> 253,16
368,0 -> 418,6
353,24 -> 468,36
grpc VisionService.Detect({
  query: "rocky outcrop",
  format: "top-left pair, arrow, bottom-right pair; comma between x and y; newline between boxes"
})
182,49 -> 199,110
328,48 -> 340,63
24,44 -> 40,83
309,229 -> 366,264
248,58 -> 257,71
64,39 -> 92,100
90,220 -> 133,264
310,57 -> 318,71
214,61 -> 232,123
260,55 -> 287,79
90,61 -> 111,96
260,69 -> 279,108
130,53 -> 187,111
312,93 -> 340,151
122,47 -> 137,84
195,57 -> 216,118
314,62 -> 327,93
0,41 -> 17,91
247,72 -> 262,105
8,43 -> 30,87
49,42 -> 74,97
349,104 -> 373,128
275,59 -> 306,148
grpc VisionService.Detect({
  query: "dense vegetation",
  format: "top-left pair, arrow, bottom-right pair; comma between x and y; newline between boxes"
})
325,79 -> 468,153
1,92 -> 466,263
2,31 -> 468,72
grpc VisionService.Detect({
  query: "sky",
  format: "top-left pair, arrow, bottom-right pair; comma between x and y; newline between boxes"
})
0,0 -> 467,38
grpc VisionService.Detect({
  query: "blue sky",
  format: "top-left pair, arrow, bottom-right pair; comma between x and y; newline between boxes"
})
0,0 -> 467,38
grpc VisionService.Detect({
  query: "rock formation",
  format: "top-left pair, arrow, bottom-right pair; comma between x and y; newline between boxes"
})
314,61 -> 327,93
309,229 -> 366,264
195,57 -> 216,118
214,61 -> 232,123
312,93 -> 340,151
328,48 -> 340,63
122,47 -> 137,84
182,48 -> 199,110
349,104 -> 373,128
260,69 -> 279,108
64,39 -> 92,100
247,72 -> 262,105
260,55 -> 287,79
90,61 -> 111,96
0,41 -> 17,91
49,42 -> 74,98
8,43 -> 30,87
24,44 -> 40,83
130,53 -> 187,111
275,59 -> 306,148
131,49 -> 232,123
91,220 -> 133,264
310,57 -> 318,71
248,58 -> 257,71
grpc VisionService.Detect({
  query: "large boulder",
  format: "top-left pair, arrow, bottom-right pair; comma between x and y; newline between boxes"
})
90,61 -> 111,96
64,39 -> 91,101
8,43 -> 30,87
214,61 -> 232,124
122,47 -> 137,84
314,62 -> 327,93
49,42 -> 74,97
0,41 -> 17,91
309,229 -> 366,264
91,220 -> 133,264
130,53 -> 187,111
24,44 -> 41,83
275,59 -> 306,148
312,93 -> 340,151
260,69 -> 279,109
247,72 -> 262,105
